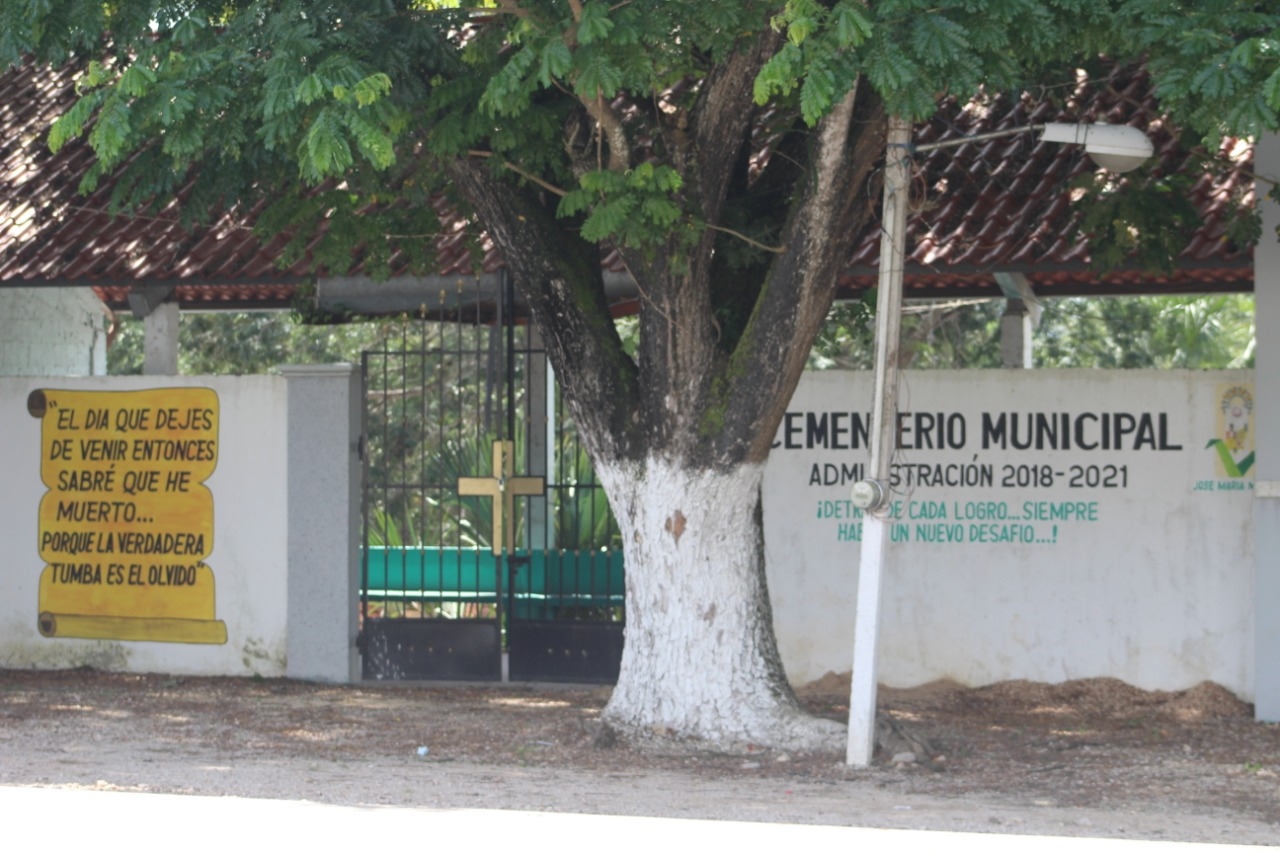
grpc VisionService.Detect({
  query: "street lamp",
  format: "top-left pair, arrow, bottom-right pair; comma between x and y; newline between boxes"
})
1040,122 -> 1153,173
844,119 -> 1154,766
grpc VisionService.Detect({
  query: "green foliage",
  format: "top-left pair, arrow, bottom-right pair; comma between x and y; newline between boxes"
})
1123,0 -> 1280,144
366,506 -> 410,548
809,293 -> 876,370
1036,294 -> 1255,369
809,294 -> 1256,371
558,163 -> 686,248
553,440 -> 622,552
755,0 -> 1133,123
108,293 -> 1256,380
1074,171 -> 1204,273
809,297 -> 1005,370
107,311 -> 391,375
359,318 -> 621,553
401,433 -> 507,550
6,0 -> 441,216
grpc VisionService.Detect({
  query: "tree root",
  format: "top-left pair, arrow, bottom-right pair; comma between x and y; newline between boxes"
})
601,702 -> 845,754
600,704 -> 936,762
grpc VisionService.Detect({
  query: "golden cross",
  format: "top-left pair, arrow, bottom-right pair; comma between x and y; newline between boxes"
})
457,440 -> 545,555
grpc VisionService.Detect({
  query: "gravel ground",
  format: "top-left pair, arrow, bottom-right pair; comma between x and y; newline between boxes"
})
1,669 -> 1278,845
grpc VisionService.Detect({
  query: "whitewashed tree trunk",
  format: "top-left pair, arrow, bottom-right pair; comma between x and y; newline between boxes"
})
598,456 -> 843,750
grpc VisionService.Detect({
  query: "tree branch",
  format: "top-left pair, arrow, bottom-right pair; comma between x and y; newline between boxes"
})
606,31 -> 789,461
687,29 -> 785,213
723,83 -> 887,463
581,92 -> 630,172
554,0 -> 629,172
444,157 -> 641,462
493,0 -> 532,18
466,149 -> 568,197
703,223 -> 785,254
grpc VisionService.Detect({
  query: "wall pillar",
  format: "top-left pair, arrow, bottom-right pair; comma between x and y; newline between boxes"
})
994,272 -> 1040,369
281,363 -> 362,683
1254,132 -> 1280,720
1000,299 -> 1033,368
142,302 -> 180,375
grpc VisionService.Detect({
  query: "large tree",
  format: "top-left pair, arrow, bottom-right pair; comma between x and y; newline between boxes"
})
5,0 -> 1278,749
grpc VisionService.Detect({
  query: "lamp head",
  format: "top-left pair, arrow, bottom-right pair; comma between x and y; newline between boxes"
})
1039,123 -> 1154,173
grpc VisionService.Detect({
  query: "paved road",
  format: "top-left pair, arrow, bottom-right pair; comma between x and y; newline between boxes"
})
2,786 -> 1272,851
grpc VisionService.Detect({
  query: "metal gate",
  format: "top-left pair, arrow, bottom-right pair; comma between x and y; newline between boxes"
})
358,277 -> 625,683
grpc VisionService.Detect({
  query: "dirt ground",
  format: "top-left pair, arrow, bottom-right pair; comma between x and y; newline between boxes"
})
2,668 -> 1278,844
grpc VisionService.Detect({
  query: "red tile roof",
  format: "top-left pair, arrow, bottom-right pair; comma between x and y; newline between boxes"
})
0,59 -> 315,308
0,59 -> 1254,312
846,70 -> 1254,299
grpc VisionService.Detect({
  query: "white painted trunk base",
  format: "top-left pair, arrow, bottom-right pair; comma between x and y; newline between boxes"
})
597,457 -> 843,751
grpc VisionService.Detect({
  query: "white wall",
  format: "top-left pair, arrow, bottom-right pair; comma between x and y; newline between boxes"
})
765,369 -> 1256,697
0,289 -> 107,376
0,375 -> 289,676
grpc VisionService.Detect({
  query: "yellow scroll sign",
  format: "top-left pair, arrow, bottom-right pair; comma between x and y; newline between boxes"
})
31,387 -> 227,644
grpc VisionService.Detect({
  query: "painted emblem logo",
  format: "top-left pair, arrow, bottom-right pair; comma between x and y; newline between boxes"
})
1206,384 -> 1255,478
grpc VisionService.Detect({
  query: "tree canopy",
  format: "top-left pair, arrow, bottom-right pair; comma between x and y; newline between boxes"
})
5,2 -> 1276,275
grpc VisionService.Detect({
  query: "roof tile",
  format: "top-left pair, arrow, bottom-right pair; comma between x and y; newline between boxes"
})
0,60 -> 1255,309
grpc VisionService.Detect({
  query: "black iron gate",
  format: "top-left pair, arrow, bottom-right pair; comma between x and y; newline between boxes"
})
359,277 -> 624,683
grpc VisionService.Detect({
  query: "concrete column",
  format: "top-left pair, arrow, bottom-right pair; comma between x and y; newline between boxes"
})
1255,133 -> 1280,721
1000,299 -> 1033,368
280,363 -> 362,683
143,302 -> 180,375
994,272 -> 1040,370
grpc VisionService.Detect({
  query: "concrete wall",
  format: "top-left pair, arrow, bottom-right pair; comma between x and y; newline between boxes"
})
0,375 -> 289,676
0,288 -> 107,376
2,365 -> 1259,698
764,369 -> 1256,696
